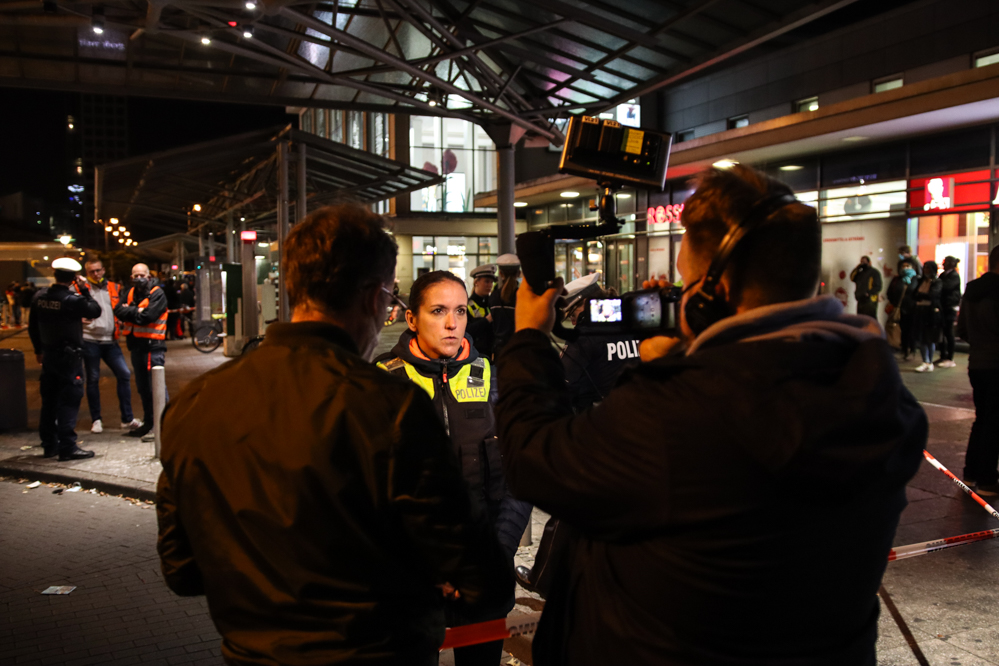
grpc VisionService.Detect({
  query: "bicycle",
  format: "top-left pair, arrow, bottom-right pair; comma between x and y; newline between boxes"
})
191,314 -> 227,353
240,319 -> 279,355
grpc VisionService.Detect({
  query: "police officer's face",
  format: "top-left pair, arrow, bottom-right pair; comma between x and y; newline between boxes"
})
473,276 -> 495,297
407,281 -> 468,360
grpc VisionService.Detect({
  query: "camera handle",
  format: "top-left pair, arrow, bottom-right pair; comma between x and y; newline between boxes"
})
516,182 -> 623,341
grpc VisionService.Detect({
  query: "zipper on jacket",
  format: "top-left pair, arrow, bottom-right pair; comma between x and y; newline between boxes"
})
441,361 -> 450,436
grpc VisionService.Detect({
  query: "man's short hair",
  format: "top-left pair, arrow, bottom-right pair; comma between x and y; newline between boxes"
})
680,165 -> 821,305
84,256 -> 103,268
284,204 -> 397,312
899,245 -> 912,255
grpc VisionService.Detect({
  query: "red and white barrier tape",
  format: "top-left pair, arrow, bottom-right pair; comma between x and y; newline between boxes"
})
921,450 -> 999,521
889,527 -> 999,562
440,612 -> 541,651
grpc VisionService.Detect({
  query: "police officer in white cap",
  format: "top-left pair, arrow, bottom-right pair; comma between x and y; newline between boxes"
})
488,254 -> 521,358
28,258 -> 102,460
467,264 -> 497,356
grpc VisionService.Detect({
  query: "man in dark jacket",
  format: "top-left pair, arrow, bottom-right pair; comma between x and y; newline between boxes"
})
28,258 -> 102,460
114,263 -> 168,438
957,246 -> 999,495
157,205 -> 512,666
850,255 -> 882,318
938,256 -> 962,367
496,165 -> 926,666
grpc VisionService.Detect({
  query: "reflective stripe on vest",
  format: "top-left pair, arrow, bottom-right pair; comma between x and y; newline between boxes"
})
121,286 -> 167,340
377,357 -> 490,403
468,300 -> 489,319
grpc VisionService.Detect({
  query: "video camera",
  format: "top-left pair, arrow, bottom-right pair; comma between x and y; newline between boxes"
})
516,115 -> 674,341
562,273 -> 681,336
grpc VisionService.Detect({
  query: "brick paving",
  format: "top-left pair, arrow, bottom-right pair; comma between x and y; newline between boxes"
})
0,478 -> 222,666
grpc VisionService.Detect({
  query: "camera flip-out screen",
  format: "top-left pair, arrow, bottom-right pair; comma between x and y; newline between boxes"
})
559,115 -> 672,190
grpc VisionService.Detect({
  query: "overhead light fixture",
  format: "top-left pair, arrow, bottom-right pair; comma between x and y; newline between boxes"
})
113,230 -> 119,237
110,217 -> 118,224
245,1 -> 256,8
240,216 -> 246,222
560,191 -> 579,198
57,235 -> 72,245
124,231 -> 130,237
513,202 -> 528,208
842,136 -> 868,142
118,226 -> 125,231
713,159 -> 739,169
201,36 -> 211,45
104,225 -> 112,232
119,237 -> 125,243
779,165 -> 804,171
193,203 -> 202,212
258,242 -> 270,247
616,193 -> 632,199
241,230 -> 257,241
92,7 -> 104,34
243,27 -> 253,39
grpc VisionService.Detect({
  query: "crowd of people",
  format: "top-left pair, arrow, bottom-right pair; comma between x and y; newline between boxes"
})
153,164 -> 965,666
2,280 -> 37,328
26,258 -> 195,459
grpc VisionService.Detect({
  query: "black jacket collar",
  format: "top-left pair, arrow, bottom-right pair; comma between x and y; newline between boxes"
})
263,321 -> 360,356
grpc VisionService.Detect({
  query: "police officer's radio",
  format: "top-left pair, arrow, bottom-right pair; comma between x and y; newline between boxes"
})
516,115 -> 674,341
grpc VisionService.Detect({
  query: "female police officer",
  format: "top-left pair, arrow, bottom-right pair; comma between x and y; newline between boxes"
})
377,270 -> 530,666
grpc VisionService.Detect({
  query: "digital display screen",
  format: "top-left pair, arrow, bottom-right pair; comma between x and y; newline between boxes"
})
590,299 -> 623,323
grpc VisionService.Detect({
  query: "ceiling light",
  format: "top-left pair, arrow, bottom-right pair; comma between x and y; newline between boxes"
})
118,226 -> 125,231
118,238 -> 125,243
258,242 -> 270,247
779,165 -> 804,171
842,136 -> 868,142
245,1 -> 256,9
240,217 -> 246,222
713,160 -> 739,169
113,230 -> 119,236
616,193 -> 632,199
105,225 -> 112,232
513,202 -> 528,208
243,27 -> 253,39
201,37 -> 211,45
427,100 -> 437,107
560,191 -> 579,198
92,7 -> 104,34
57,235 -> 72,245
193,203 -> 202,212
124,231 -> 130,236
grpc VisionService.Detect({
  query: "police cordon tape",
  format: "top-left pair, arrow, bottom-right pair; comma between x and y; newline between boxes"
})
921,450 -> 999,521
887,450 -> 999,562
440,612 -> 542,651
439,450 -> 996,650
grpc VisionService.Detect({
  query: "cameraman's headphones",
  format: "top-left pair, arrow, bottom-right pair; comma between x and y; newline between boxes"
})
683,192 -> 798,336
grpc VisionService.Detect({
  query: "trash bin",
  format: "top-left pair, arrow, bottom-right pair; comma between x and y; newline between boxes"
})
0,349 -> 28,431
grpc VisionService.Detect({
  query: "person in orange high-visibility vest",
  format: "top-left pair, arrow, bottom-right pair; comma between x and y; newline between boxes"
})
114,263 -> 168,438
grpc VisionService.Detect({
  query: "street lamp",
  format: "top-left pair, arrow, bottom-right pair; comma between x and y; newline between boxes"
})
193,204 -> 202,212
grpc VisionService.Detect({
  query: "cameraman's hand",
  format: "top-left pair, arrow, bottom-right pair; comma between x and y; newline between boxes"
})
640,335 -> 682,362
515,277 -> 564,335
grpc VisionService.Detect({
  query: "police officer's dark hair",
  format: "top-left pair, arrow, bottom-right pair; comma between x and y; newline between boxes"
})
284,204 -> 397,312
410,271 -> 467,313
53,270 -> 76,283
681,165 -> 820,305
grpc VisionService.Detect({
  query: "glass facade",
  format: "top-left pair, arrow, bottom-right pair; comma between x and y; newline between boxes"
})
411,235 -> 498,285
410,117 -> 496,213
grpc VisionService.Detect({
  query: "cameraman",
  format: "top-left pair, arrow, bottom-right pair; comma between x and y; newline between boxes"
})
496,165 -> 926,666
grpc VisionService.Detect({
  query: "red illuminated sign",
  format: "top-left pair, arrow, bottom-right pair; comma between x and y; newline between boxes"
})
240,230 -> 257,241
909,170 -> 993,214
647,203 -> 684,226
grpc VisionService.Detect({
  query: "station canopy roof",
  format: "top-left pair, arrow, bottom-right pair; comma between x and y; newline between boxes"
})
1,0 -> 865,144
98,124 -> 444,234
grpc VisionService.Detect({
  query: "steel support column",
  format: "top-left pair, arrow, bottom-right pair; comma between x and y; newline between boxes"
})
277,141 -> 291,322
497,145 -> 516,255
226,212 -> 234,263
241,237 -> 258,342
297,144 -> 307,222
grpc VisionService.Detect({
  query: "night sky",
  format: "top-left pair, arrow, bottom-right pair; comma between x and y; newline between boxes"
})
0,88 -> 291,205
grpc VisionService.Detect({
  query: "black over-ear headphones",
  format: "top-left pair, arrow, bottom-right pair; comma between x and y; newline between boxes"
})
683,192 -> 799,336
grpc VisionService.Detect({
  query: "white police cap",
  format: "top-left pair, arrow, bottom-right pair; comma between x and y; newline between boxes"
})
52,257 -> 82,272
496,253 -> 520,267
470,264 -> 497,279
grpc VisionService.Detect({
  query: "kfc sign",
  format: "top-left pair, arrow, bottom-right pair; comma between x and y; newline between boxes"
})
923,177 -> 954,211
647,203 -> 684,226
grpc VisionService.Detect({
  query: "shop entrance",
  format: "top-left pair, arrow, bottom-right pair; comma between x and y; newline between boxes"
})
912,212 -> 991,287
605,238 -> 635,294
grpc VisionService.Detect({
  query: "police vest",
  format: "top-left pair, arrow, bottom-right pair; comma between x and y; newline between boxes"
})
73,280 -> 122,339
379,356 -> 490,404
468,299 -> 490,319
120,286 -> 167,340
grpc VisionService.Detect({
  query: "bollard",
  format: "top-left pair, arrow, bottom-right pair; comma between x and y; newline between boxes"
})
152,366 -> 166,459
520,518 -> 532,547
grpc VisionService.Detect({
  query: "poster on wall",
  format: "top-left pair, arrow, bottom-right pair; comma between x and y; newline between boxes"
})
820,220 -> 906,323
